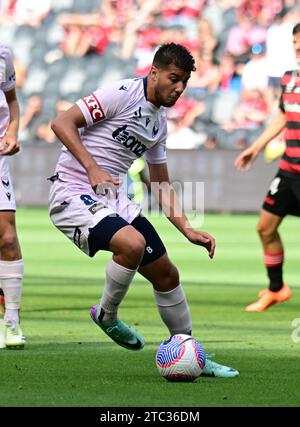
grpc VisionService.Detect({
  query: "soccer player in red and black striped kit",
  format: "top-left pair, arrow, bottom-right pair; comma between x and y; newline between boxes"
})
235,23 -> 300,312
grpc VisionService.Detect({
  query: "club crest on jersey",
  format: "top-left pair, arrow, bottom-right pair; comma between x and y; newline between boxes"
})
82,94 -> 105,123
112,125 -> 146,157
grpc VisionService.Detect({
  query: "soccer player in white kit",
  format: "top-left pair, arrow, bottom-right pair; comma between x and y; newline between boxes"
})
49,43 -> 238,377
0,43 -> 26,349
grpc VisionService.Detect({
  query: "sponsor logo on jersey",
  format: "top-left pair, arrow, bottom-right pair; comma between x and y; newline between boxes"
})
119,85 -> 128,91
145,117 -> 151,127
80,194 -> 97,206
112,125 -> 147,157
89,202 -> 105,215
1,176 -> 10,187
82,93 -> 105,123
6,192 -> 11,201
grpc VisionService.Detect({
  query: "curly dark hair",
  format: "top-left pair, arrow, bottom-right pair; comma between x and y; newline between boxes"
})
153,43 -> 196,73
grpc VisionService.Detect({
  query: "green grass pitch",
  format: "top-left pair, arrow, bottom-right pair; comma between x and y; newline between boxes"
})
1,209 -> 299,407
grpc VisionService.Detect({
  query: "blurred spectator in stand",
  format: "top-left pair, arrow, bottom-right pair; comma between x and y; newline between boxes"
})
238,0 -> 283,24
132,20 -> 162,76
265,9 -> 299,100
188,49 -> 220,97
241,43 -> 268,92
3,0 -> 51,27
58,13 -> 110,57
36,100 -> 72,144
218,51 -> 242,92
166,95 -> 207,149
160,0 -> 205,38
225,14 -> 267,64
19,95 -> 42,143
99,0 -> 139,46
13,57 -> 26,89
121,0 -> 162,60
221,88 -> 269,148
189,17 -> 218,54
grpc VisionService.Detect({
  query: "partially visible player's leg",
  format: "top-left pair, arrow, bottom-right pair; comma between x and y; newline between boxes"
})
88,215 -> 146,350
0,211 -> 25,348
49,186 -> 146,350
246,209 -> 291,312
89,215 -> 146,322
131,215 -> 192,335
139,254 -> 192,335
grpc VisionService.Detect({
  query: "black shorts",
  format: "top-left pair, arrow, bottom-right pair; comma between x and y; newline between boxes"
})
88,214 -> 167,266
262,170 -> 300,217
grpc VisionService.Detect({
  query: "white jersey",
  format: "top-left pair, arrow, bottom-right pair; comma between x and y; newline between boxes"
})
0,43 -> 16,139
55,77 -> 168,187
0,43 -> 16,211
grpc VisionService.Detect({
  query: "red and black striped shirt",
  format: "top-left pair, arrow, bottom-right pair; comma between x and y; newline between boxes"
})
279,70 -> 300,176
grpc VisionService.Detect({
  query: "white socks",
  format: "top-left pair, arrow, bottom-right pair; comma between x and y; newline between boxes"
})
99,260 -> 192,335
154,285 -> 192,335
100,258 -> 137,324
0,259 -> 24,328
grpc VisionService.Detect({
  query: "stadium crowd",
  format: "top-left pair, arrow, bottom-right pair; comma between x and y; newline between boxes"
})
0,0 -> 299,150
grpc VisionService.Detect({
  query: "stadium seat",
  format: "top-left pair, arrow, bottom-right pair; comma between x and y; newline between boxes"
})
46,22 -> 65,46
59,69 -> 86,96
71,0 -> 99,13
12,34 -> 33,67
50,0 -> 74,13
23,68 -> 49,95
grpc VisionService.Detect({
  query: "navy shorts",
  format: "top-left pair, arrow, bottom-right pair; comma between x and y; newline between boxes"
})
262,170 -> 300,217
88,214 -> 167,266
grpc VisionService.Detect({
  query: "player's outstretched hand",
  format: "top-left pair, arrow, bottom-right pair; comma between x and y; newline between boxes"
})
0,135 -> 20,156
186,229 -> 216,259
234,146 -> 259,171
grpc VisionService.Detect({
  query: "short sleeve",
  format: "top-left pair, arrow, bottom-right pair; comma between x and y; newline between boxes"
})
76,82 -> 130,127
144,140 -> 167,164
144,116 -> 167,164
0,46 -> 16,92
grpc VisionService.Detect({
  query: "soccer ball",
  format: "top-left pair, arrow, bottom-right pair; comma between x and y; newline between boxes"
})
156,334 -> 206,382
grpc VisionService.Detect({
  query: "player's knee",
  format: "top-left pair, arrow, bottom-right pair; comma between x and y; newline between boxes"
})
0,230 -> 19,257
256,222 -> 276,242
126,234 -> 146,262
113,229 -> 146,267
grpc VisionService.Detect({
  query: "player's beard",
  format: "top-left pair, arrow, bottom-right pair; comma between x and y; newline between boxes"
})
155,89 -> 179,107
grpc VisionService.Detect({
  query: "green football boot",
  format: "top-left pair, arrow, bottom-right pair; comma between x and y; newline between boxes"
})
90,304 -> 144,351
202,354 -> 239,378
